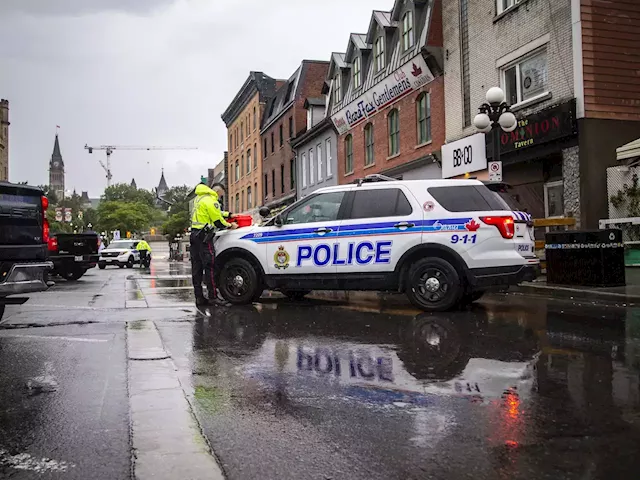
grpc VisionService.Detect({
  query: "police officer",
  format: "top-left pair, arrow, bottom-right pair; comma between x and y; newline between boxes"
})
190,182 -> 237,306
136,237 -> 152,267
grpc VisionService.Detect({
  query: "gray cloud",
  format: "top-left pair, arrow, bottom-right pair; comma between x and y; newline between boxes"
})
0,0 -> 174,16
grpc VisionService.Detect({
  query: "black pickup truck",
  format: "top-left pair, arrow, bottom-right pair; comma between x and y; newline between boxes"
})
0,181 -> 53,322
48,233 -> 99,281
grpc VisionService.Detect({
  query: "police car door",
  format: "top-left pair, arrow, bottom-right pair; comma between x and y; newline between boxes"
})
266,190 -> 348,276
336,185 -> 422,274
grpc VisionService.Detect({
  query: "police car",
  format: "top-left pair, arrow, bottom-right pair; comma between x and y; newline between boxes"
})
213,175 -> 538,311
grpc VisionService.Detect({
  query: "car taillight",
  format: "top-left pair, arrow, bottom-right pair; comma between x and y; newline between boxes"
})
41,195 -> 49,244
48,236 -> 58,251
480,216 -> 515,239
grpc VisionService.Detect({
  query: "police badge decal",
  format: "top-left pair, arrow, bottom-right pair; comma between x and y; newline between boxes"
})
274,245 -> 290,270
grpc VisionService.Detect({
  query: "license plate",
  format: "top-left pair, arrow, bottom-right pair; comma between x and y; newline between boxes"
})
517,245 -> 531,253
75,255 -> 83,261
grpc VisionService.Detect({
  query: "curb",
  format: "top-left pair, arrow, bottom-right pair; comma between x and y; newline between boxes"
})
511,283 -> 640,304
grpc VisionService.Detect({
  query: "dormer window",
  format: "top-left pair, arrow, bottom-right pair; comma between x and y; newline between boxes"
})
402,10 -> 415,51
375,35 -> 386,72
353,56 -> 362,90
334,73 -> 342,103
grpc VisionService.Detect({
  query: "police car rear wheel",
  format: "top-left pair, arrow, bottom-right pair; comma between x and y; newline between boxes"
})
219,258 -> 259,305
406,258 -> 462,312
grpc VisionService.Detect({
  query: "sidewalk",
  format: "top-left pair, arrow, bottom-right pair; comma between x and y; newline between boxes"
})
513,268 -> 640,304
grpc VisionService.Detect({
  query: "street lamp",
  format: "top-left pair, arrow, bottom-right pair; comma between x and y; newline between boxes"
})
473,87 -> 517,166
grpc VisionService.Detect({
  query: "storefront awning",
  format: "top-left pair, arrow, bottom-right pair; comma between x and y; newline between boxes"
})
617,138 -> 640,162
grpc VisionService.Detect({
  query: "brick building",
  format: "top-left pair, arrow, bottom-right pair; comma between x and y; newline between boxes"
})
222,73 -> 278,213
261,60 -> 330,209
328,0 -> 445,183
442,0 -> 640,228
0,99 -> 8,181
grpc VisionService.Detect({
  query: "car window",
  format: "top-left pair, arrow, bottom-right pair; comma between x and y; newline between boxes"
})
428,185 -> 507,212
284,191 -> 345,225
348,188 -> 413,219
110,241 -> 135,249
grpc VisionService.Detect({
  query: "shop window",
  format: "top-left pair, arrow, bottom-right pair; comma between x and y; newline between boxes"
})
375,35 -> 385,73
364,123 -> 375,166
497,0 -> 522,14
388,109 -> 400,156
345,135 -> 354,174
502,49 -> 548,106
402,10 -> 414,52
353,56 -> 362,90
416,93 -> 431,145
544,180 -> 564,218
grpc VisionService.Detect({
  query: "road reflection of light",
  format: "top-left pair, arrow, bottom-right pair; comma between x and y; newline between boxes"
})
150,262 -> 156,289
505,389 -> 520,420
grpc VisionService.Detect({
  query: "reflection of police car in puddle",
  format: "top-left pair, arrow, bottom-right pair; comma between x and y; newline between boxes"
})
212,175 -> 538,311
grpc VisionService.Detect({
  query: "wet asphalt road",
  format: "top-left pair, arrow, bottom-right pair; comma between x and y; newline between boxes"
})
2,244 -> 640,479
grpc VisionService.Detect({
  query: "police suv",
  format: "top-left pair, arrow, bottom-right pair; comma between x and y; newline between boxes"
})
213,175 -> 538,311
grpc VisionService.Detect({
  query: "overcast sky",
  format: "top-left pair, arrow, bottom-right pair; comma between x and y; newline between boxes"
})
0,0 -> 392,197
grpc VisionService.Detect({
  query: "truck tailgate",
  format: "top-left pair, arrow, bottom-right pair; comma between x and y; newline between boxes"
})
55,234 -> 99,256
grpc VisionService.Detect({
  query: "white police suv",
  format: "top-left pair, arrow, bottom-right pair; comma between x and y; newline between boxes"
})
213,175 -> 538,311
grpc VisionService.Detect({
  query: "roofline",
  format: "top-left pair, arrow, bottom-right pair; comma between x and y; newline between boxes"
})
290,117 -> 334,148
221,72 -> 276,125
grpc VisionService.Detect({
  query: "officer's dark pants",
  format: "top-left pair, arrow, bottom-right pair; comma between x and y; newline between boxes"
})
190,230 -> 216,300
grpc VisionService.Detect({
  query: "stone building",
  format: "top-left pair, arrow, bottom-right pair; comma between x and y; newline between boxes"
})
442,0 -> 640,227
49,134 -> 65,200
261,60 -> 330,210
0,99 -> 8,181
328,1 -> 445,183
222,72 -> 279,214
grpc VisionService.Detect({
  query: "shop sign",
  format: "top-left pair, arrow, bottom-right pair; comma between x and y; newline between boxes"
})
441,133 -> 487,179
488,100 -> 577,158
331,55 -> 434,135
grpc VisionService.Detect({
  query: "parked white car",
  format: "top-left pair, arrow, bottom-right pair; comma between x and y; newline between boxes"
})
98,240 -> 140,269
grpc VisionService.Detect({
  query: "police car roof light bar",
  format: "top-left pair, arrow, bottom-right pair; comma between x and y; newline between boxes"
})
354,174 -> 397,186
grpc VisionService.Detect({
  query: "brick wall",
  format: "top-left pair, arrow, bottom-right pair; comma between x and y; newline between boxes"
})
443,0 -> 575,143
337,75 -> 446,182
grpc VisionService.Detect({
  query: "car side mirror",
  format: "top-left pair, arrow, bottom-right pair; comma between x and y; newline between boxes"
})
259,206 -> 271,218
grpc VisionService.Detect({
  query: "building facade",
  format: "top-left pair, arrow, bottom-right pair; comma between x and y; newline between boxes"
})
291,97 -> 339,199
222,72 -> 278,214
0,99 -> 8,181
49,134 -> 65,200
261,60 -> 330,209
328,0 -> 445,184
207,152 -> 228,209
442,0 -> 640,227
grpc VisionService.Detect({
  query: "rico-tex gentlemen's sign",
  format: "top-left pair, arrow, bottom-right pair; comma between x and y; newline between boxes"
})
331,55 -> 434,135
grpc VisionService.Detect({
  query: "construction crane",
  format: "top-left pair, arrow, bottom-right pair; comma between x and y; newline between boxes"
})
84,144 -> 198,187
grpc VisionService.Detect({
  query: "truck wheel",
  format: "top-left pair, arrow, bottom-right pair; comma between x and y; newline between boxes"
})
218,258 -> 260,305
98,262 -> 106,270
63,268 -> 84,281
405,257 -> 463,312
126,257 -> 134,269
282,290 -> 311,300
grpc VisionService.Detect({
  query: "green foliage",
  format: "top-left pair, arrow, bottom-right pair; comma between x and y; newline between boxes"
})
102,183 -> 156,208
97,201 -> 154,234
162,212 -> 190,240
160,186 -> 192,239
610,173 -> 640,240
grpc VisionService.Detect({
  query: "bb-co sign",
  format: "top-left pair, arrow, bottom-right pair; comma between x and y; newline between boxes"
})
442,133 -> 487,179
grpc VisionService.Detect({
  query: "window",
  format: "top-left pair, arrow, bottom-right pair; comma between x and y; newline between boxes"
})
271,132 -> 275,153
345,135 -> 353,174
544,181 -> 564,218
309,148 -> 315,184
307,108 -> 313,129
241,190 -> 244,211
263,138 -> 267,158
255,182 -> 258,203
247,186 -> 252,209
364,123 -> 375,166
388,109 -> 400,156
503,49 -> 548,105
264,174 -> 268,199
349,189 -> 413,219
289,116 -> 294,138
272,170 -> 275,197
375,35 -> 385,72
246,117 -> 249,136
290,159 -> 295,190
235,193 -> 240,213
402,11 -> 415,51
284,191 -> 346,225
281,164 -> 285,194
353,56 -> 362,90
253,106 -> 257,130
246,150 -> 251,174
235,160 -> 240,182
497,0 -> 521,14
428,185 -> 508,212
334,73 -> 342,103
302,152 -> 307,188
279,124 -> 284,147
235,128 -> 239,147
254,143 -> 258,169
240,122 -> 244,142
284,82 -> 295,103
317,144 -> 323,182
241,155 -> 245,176
229,133 -> 233,152
417,93 -> 431,144
326,139 -> 333,177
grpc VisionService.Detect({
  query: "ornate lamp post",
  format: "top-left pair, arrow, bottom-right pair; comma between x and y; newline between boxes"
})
473,87 -> 518,166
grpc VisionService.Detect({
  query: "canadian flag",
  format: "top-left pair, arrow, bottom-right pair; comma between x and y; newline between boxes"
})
465,219 -> 480,232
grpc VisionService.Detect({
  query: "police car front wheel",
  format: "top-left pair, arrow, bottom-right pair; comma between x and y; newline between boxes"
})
406,258 -> 463,312
218,258 -> 261,305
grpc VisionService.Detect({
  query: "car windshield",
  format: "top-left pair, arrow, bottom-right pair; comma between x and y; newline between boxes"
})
109,241 -> 135,249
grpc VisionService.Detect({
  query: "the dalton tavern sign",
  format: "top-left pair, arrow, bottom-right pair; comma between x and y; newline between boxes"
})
331,55 -> 434,136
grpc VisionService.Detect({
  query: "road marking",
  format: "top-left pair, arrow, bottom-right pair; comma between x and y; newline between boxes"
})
0,334 -> 109,343
0,448 -> 74,473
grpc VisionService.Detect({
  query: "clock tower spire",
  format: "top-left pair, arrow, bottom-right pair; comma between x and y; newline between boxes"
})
49,133 -> 65,201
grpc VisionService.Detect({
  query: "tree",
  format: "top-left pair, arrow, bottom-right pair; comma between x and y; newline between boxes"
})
102,183 -> 156,209
97,201 -> 154,235
38,185 -> 59,206
160,186 -> 192,238
162,212 -> 190,240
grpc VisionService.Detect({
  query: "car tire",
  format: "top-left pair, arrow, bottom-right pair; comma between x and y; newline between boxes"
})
281,290 -> 311,300
218,258 -> 260,305
98,263 -> 106,270
126,257 -> 134,269
405,257 -> 463,312
63,268 -> 84,281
